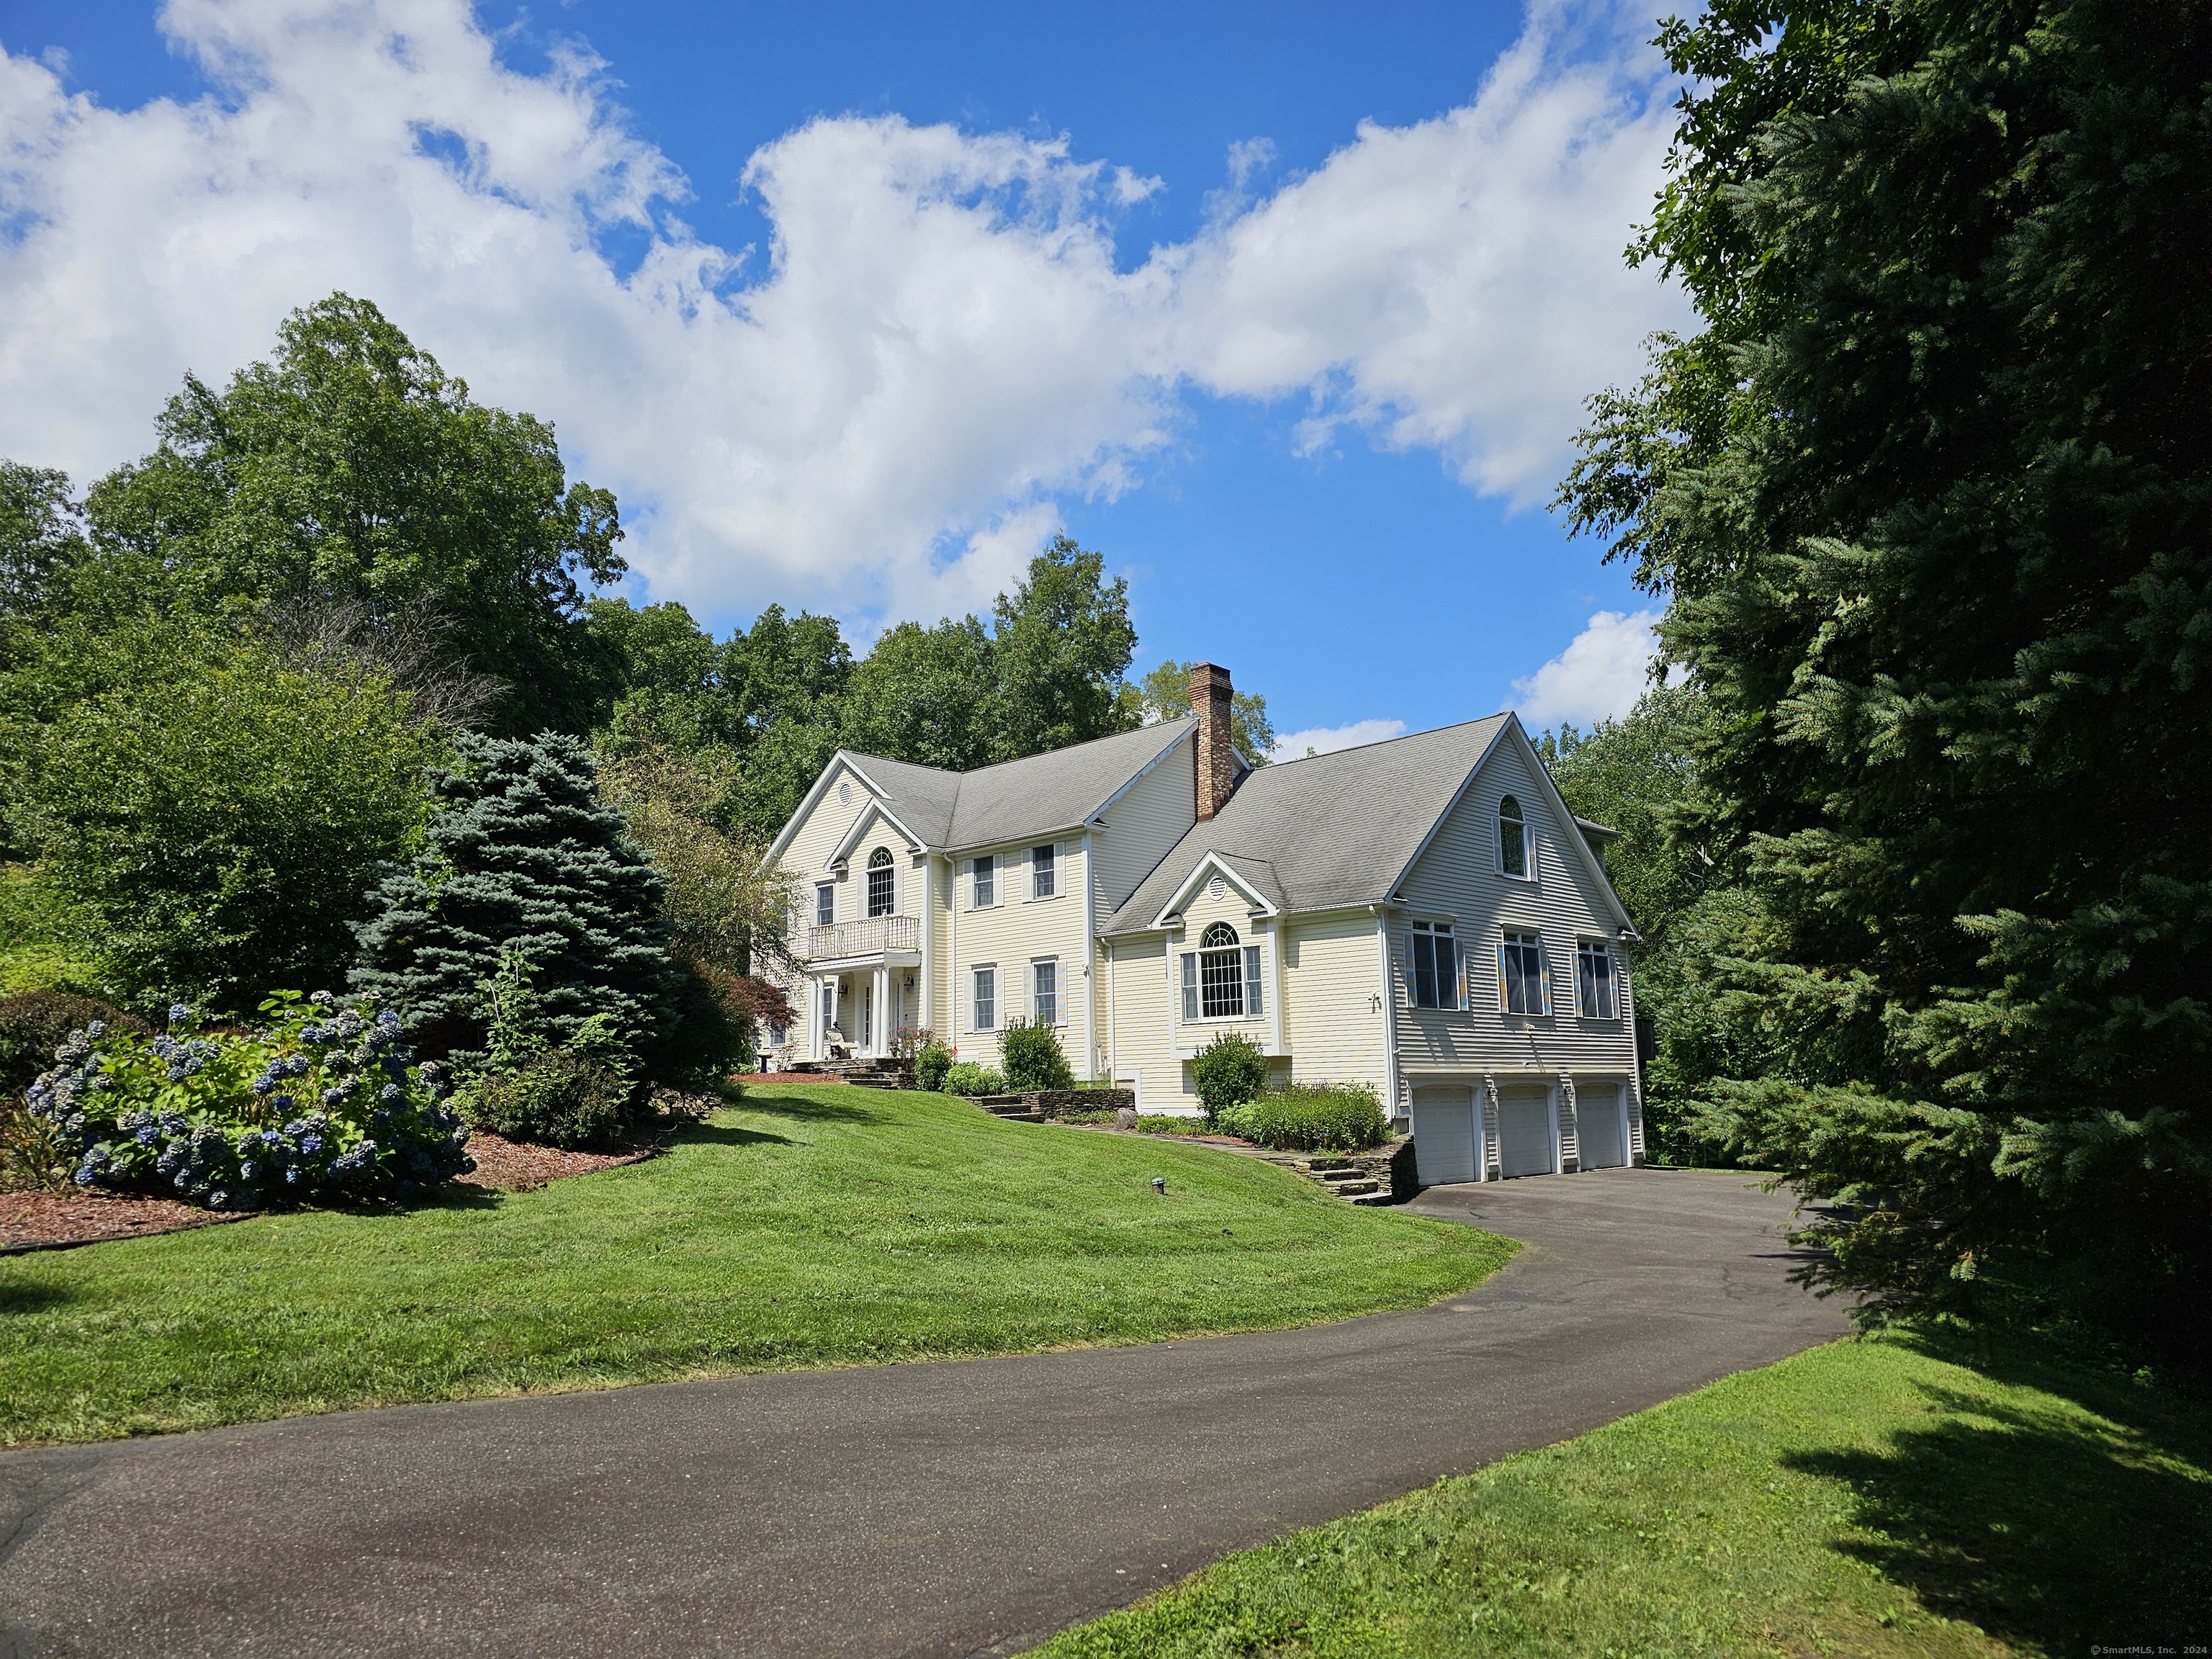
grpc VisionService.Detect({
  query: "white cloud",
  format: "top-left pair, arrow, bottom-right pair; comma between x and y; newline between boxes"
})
0,0 -> 1686,626
1511,607 -> 1663,729
1270,717 -> 1408,761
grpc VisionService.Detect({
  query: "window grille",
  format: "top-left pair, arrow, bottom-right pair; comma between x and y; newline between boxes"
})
1499,794 -> 1528,878
1197,922 -> 1246,1018
815,883 -> 835,927
972,855 -> 995,907
1408,922 -> 1461,1010
867,847 -> 894,917
1032,843 -> 1056,899
1576,940 -> 1617,1017
1033,959 -> 1058,1025
1499,930 -> 1547,1015
972,966 -> 997,1031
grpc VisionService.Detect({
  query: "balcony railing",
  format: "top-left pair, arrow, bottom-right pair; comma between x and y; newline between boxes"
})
806,914 -> 921,961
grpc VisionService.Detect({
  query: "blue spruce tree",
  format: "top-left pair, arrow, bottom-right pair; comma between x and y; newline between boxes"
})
352,732 -> 679,1069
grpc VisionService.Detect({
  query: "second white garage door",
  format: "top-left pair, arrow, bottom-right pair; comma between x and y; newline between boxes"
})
1497,1086 -> 1555,1177
1411,1087 -> 1477,1187
1578,1082 -> 1627,1169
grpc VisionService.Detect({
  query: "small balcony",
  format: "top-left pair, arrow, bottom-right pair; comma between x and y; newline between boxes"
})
806,914 -> 921,963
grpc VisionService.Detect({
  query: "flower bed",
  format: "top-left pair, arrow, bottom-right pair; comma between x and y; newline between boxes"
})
27,991 -> 472,1210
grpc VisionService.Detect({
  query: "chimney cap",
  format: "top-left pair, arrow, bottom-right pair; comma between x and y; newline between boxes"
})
1187,661 -> 1233,693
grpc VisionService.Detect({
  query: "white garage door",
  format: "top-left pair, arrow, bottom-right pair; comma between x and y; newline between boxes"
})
1411,1087 -> 1477,1187
1578,1082 -> 1626,1169
1497,1087 -> 1555,1178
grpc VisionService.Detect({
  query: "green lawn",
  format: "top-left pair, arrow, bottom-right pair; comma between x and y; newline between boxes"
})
0,1082 -> 1511,1445
1030,1331 -> 2212,1659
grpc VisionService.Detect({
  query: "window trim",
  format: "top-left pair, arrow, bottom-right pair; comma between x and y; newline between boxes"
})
1406,920 -> 1465,1012
1030,842 -> 1058,902
1498,927 -> 1550,1017
1182,923 -> 1264,1022
1498,793 -> 1533,882
866,847 -> 895,918
970,853 -> 997,909
814,881 -> 836,927
971,963 -> 998,1032
1031,956 -> 1060,1026
1575,938 -> 1619,1020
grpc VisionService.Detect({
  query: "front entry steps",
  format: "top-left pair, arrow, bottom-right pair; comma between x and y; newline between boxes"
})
786,1057 -> 917,1089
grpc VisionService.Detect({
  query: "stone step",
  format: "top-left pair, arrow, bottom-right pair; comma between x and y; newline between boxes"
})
1328,1177 -> 1380,1196
1347,1190 -> 1396,1205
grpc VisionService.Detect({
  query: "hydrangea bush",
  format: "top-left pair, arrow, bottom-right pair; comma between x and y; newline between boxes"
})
26,990 -> 472,1209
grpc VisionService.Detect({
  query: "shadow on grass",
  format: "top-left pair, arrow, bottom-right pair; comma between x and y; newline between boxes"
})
0,1277 -> 78,1315
677,1122 -> 795,1149
1784,1330 -> 2212,1651
732,1089 -> 886,1125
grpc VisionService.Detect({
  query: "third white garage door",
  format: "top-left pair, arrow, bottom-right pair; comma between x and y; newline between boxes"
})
1577,1082 -> 1627,1169
1410,1086 -> 1477,1187
1497,1085 -> 1555,1178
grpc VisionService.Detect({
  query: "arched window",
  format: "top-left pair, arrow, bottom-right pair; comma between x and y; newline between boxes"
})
1498,794 -> 1528,878
1182,920 -> 1263,1021
867,846 -> 895,917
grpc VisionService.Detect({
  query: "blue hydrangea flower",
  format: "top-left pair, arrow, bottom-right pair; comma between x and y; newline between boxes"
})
310,991 -> 334,1005
376,1012 -> 400,1031
86,1020 -> 107,1038
168,1003 -> 191,1025
320,1085 -> 349,1105
300,1133 -> 324,1154
379,1084 -> 403,1102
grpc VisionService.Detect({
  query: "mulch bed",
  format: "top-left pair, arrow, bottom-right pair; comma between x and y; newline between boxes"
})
456,1128 -> 665,1192
1,1188 -> 248,1254
3,1093 -> 721,1251
747,1072 -> 822,1084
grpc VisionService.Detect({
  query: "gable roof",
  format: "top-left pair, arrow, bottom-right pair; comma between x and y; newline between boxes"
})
1104,715 -> 1514,935
767,719 -> 1200,871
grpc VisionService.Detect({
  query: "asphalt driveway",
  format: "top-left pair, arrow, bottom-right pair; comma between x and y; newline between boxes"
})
0,1167 -> 1848,1658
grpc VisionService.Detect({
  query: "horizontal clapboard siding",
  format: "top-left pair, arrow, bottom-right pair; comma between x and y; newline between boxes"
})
1393,740 -> 1640,1078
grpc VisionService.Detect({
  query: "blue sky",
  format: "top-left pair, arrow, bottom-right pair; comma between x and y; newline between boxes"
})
0,0 -> 1688,751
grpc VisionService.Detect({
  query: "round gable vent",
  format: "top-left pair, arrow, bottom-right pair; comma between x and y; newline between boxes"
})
1207,874 -> 1228,902
837,781 -> 852,804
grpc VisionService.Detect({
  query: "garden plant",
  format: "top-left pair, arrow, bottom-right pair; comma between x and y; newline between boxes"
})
23,990 -> 471,1210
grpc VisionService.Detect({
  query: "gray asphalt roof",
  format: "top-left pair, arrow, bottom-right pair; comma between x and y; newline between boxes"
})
1101,714 -> 1512,935
845,719 -> 1197,855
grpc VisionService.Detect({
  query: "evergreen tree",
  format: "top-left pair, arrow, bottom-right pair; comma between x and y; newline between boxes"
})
351,732 -> 679,1068
1559,0 -> 2212,1355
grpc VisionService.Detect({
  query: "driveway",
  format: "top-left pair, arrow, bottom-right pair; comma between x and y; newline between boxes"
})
0,1168 -> 1847,1658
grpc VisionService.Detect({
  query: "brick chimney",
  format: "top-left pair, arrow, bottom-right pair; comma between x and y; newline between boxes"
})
1189,661 -> 1236,822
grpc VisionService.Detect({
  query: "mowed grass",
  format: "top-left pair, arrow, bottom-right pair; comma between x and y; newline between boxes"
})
0,1083 -> 1512,1445
1030,1331 -> 2212,1659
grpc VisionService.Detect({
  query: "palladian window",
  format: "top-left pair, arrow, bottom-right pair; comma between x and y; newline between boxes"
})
1182,921 -> 1263,1020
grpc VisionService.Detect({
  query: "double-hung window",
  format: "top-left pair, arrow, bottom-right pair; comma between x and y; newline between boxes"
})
1408,922 -> 1463,1010
1576,940 -> 1617,1018
972,966 -> 997,1031
971,855 -> 996,908
1499,930 -> 1549,1015
814,882 -> 835,927
1182,922 -> 1263,1020
1033,959 -> 1058,1025
866,847 -> 894,917
1031,843 -> 1056,899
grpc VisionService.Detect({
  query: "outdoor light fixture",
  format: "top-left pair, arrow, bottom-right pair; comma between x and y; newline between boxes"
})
1151,1177 -> 1166,1195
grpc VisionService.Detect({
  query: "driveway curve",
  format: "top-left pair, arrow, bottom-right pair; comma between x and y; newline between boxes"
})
0,1167 -> 1847,1659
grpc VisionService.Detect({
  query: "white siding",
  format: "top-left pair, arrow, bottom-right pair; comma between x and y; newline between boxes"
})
1092,734 -> 1197,912
1391,739 -> 1640,1082
1280,912 -> 1390,1094
943,837 -> 1090,1075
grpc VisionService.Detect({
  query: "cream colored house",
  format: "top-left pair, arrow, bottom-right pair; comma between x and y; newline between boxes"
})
761,664 -> 1647,1184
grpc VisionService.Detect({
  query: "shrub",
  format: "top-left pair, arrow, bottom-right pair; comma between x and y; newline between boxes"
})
10,625 -> 444,1010
914,1040 -> 953,1094
1136,1115 -> 1218,1136
1190,1031 -> 1269,1122
999,1017 -> 1074,1092
24,991 -> 472,1210
0,992 -> 152,1093
459,1047 -> 633,1149
1241,1083 -> 1389,1151
943,1061 -> 1004,1097
351,732 -> 681,1071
